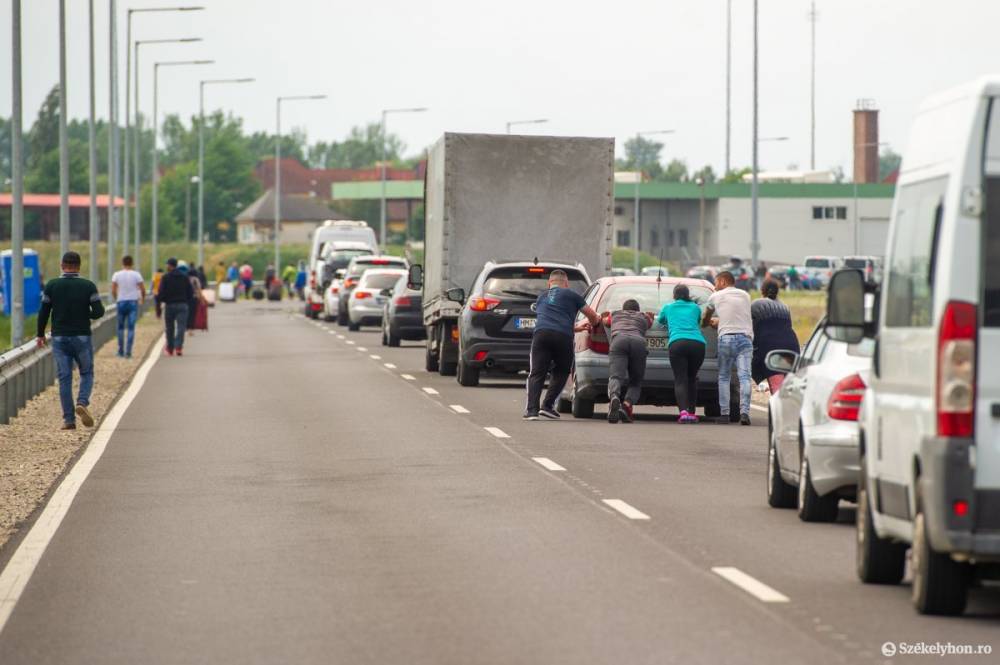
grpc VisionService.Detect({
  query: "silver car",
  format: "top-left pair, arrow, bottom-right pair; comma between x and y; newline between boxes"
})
764,321 -> 873,522
346,269 -> 408,331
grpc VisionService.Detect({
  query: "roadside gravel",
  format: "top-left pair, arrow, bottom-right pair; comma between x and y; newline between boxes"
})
0,315 -> 162,553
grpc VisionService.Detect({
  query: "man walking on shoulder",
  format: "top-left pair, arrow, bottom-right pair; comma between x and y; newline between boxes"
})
36,251 -> 105,430
156,257 -> 194,357
111,255 -> 146,359
524,269 -> 600,421
703,271 -> 754,425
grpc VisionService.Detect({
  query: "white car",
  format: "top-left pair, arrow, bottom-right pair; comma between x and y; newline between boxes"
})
346,269 -> 408,331
801,256 -> 843,288
825,76 -> 1000,615
322,269 -> 346,321
764,321 -> 873,522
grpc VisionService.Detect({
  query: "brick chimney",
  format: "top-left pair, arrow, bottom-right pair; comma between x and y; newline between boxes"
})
853,100 -> 879,184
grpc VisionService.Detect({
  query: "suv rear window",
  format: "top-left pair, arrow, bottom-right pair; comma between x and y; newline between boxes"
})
804,258 -> 831,268
598,283 -> 713,313
483,268 -> 588,298
843,258 -> 870,269
361,273 -> 405,290
325,249 -> 373,270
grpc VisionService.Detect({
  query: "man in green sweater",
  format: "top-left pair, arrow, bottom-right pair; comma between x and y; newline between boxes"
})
36,251 -> 105,430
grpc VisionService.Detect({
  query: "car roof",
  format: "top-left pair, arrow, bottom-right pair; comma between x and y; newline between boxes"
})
359,268 -> 408,279
483,259 -> 585,270
593,275 -> 714,290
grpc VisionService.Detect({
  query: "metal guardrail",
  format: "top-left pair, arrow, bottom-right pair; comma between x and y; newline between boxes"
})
0,300 -> 152,425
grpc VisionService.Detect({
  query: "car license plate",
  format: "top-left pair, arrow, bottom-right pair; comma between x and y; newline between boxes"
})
646,337 -> 666,350
515,317 -> 536,330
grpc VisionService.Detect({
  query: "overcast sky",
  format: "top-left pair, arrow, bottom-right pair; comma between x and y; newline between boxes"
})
2,0 -> 1000,176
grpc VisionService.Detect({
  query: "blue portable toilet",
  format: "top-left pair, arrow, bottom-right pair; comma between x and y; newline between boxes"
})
1,249 -> 42,317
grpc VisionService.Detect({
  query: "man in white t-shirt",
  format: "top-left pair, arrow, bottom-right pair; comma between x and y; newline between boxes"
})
111,255 -> 146,358
703,270 -> 753,425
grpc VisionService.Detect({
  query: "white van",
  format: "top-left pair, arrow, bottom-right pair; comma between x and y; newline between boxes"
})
304,220 -> 377,317
826,77 -> 1000,615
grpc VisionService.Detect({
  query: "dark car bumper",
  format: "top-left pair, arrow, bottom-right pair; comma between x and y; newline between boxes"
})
461,336 -> 533,373
389,313 -> 426,340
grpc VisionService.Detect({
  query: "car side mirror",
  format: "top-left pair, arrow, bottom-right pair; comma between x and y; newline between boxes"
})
825,269 -> 869,344
407,264 -> 423,290
764,349 -> 799,374
446,287 -> 465,304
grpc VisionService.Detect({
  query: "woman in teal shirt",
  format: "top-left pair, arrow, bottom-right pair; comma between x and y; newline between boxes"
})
657,284 -> 707,423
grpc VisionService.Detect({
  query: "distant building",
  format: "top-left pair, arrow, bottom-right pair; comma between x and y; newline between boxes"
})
0,194 -> 128,241
234,189 -> 348,244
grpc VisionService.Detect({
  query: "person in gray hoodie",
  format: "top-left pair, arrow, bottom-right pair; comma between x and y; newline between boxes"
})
603,299 -> 654,423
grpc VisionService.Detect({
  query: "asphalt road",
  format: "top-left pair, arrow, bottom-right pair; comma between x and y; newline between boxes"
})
0,301 -> 996,664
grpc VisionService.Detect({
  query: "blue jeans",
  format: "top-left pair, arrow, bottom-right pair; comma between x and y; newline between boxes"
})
51,335 -> 94,424
116,300 -> 138,356
718,333 -> 752,417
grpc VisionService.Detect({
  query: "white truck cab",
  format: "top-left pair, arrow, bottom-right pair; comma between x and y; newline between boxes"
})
826,77 -> 1000,615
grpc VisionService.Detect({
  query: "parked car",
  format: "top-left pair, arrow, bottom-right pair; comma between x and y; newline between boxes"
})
685,265 -> 718,284
450,260 -> 590,387
322,269 -> 346,321
609,267 -> 637,277
559,275 -> 739,419
347,268 -> 408,331
381,273 -> 425,346
304,221 -> 377,318
336,255 -> 408,326
640,266 -> 671,277
801,256 -> 843,288
824,77 -> 1000,615
764,320 -> 874,521
842,255 -> 883,284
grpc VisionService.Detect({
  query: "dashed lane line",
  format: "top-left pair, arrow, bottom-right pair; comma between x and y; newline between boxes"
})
532,457 -> 566,472
602,499 -> 651,520
401,374 -> 416,381
346,341 -> 355,345
357,347 -> 368,352
422,387 -> 440,395
449,404 -> 470,414
337,335 -> 345,339
484,427 -> 510,439
711,567 -> 790,603
384,363 -> 397,369
370,354 -> 381,360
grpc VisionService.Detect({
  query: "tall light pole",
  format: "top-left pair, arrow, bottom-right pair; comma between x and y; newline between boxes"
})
87,0 -> 98,282
275,94 -> 326,269
630,129 -> 674,273
809,0 -> 818,171
152,60 -> 213,273
725,0 -> 732,175
10,0 -> 24,345
134,37 -> 202,271
123,6 -> 204,271
200,77 -> 255,266
107,0 -> 118,282
505,118 -> 548,134
751,0 -> 760,269
58,0 -> 69,255
380,107 -> 427,251
853,141 -> 887,255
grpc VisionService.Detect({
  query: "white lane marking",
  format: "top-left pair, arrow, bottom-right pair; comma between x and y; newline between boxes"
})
711,567 -> 790,603
449,404 -> 470,414
484,427 -> 510,439
384,363 -> 397,369
327,331 -> 336,335
337,335 -> 345,340
422,387 -> 439,395
401,374 -> 416,381
357,346 -> 368,352
532,457 -> 566,472
0,335 -> 166,632
751,404 -> 768,414
346,341 -> 355,345
602,499 -> 651,520
369,354 -> 381,360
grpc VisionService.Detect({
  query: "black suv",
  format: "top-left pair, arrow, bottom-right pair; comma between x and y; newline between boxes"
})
451,260 -> 590,387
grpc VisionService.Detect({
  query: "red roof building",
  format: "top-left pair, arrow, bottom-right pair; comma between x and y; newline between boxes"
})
0,194 -> 129,241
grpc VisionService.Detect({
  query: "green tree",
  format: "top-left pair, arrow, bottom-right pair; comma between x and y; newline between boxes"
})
878,147 -> 901,181
28,86 -> 60,170
617,135 -> 664,180
722,167 -> 751,184
691,165 -> 716,184
309,122 -> 405,169
661,158 -> 689,182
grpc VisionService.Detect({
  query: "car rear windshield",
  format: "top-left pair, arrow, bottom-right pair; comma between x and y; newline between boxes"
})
362,274 -> 405,290
598,283 -> 713,312
325,249 -> 372,269
804,258 -> 831,268
843,258 -> 870,269
483,268 -> 588,298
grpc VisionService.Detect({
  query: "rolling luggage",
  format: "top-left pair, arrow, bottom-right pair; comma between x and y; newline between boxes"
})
218,281 -> 236,302
252,286 -> 265,300
267,281 -> 282,301
192,300 -> 209,331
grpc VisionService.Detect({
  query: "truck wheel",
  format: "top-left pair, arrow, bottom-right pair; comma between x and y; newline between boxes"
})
425,341 -> 439,373
337,309 -> 349,326
348,320 -> 361,332
912,505 -> 970,615
797,456 -> 839,522
556,397 -> 573,414
571,393 -> 595,419
438,324 -> 457,376
457,358 -> 480,387
387,332 -> 401,347
439,360 -> 457,376
856,461 -> 906,584
766,425 -> 796,508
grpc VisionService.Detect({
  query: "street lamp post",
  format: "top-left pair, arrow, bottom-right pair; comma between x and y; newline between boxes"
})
275,94 -> 326,269
87,0 -> 98,283
630,129 -> 675,273
58,0 -> 69,255
380,107 -> 427,251
185,175 -> 199,242
751,0 -> 760,269
106,0 -> 118,283
200,77 -> 255,266
134,37 -> 202,272
505,118 -> 548,134
152,60 -> 213,273
10,0 -> 24,345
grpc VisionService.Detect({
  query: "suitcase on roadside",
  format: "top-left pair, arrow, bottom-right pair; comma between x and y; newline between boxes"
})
192,300 -> 209,331
252,286 -> 265,300
267,281 -> 282,301
218,281 -> 236,302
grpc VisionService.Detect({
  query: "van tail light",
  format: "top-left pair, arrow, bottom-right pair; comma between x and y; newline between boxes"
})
344,277 -> 358,289
937,300 -> 977,437
587,331 -> 610,354
469,297 -> 501,311
354,291 -> 372,300
394,296 -> 411,307
827,373 -> 866,421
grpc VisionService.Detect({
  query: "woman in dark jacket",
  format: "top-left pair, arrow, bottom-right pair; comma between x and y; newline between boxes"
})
751,280 -> 800,392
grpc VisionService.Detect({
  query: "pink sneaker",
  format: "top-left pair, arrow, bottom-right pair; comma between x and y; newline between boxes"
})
678,410 -> 691,423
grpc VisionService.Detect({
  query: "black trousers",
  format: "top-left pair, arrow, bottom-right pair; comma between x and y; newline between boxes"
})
668,339 -> 706,413
525,329 -> 575,413
608,336 -> 648,405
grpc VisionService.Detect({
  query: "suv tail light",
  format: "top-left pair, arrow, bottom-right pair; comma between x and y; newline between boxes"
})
937,300 -> 977,437
394,296 -> 412,307
828,373 -> 866,421
469,297 -> 501,312
354,291 -> 372,300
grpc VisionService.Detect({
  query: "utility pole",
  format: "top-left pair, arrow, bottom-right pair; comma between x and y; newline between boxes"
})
10,0 -> 24,345
275,94 -> 327,268
750,0 -> 760,268
107,0 -> 118,282
725,0 -> 732,176
58,0 -> 69,255
380,107 -> 427,251
88,0 -> 98,282
809,0 -> 817,171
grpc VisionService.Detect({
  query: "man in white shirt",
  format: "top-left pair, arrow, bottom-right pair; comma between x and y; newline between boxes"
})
703,271 -> 753,425
111,255 -> 146,359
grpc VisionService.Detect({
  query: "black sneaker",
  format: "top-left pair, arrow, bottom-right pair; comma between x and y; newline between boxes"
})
715,415 -> 732,425
740,413 -> 752,426
523,411 -> 539,421
608,396 -> 621,424
539,407 -> 560,420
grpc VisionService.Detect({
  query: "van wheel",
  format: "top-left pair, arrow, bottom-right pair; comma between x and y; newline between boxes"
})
425,342 -> 439,373
557,397 -> 573,414
348,321 -> 360,332
571,393 -> 595,419
457,358 -> 480,387
912,506 -> 970,615
797,456 -> 839,522
856,463 -> 906,584
387,333 -> 401,347
766,426 -> 796,508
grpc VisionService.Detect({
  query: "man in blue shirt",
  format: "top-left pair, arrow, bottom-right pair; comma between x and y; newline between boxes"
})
524,269 -> 600,420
